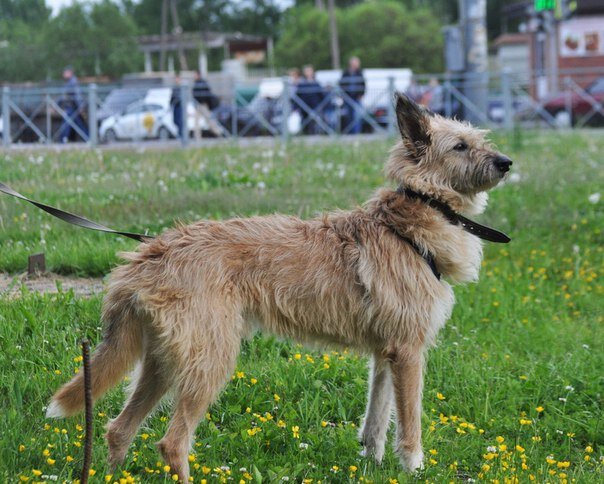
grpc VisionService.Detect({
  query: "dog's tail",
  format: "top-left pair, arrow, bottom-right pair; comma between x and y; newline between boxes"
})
46,283 -> 144,418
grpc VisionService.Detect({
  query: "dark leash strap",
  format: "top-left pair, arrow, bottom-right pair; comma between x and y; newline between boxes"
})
0,182 -> 152,242
397,186 -> 511,243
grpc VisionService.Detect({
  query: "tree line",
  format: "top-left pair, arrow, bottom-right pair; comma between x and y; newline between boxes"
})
0,0 -> 510,82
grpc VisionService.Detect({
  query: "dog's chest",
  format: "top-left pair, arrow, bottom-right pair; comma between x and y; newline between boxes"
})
433,231 -> 483,283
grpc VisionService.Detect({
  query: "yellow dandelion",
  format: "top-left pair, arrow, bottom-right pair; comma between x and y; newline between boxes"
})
163,465 -> 171,473
66,455 -> 74,462
496,436 -> 505,444
536,406 -> 544,413
515,445 -> 525,452
436,392 -> 445,400
274,393 -> 281,402
482,464 -> 490,472
292,425 -> 300,438
556,461 -> 570,469
171,474 -> 179,481
429,449 -> 438,455
47,458 -> 56,465
202,466 -> 211,474
349,465 -> 357,472
89,469 -> 96,476
585,445 -> 594,453
19,444 -> 25,452
32,470 -> 42,477
104,475 -> 113,482
250,378 -> 257,385
188,454 -> 196,462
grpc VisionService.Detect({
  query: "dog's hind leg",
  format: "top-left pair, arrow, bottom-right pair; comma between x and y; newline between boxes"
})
106,351 -> 171,469
156,316 -> 242,482
391,345 -> 424,473
359,354 -> 393,463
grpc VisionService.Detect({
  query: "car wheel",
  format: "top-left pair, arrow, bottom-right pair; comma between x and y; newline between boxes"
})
158,126 -> 171,140
104,128 -> 117,143
554,110 -> 572,128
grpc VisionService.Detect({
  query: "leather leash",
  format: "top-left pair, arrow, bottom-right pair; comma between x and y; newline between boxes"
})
0,182 -> 152,242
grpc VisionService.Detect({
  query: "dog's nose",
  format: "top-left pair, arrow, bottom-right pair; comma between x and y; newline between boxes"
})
494,155 -> 513,173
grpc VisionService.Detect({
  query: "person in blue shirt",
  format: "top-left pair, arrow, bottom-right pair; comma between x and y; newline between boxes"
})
296,65 -> 326,134
58,66 -> 89,143
339,56 -> 366,134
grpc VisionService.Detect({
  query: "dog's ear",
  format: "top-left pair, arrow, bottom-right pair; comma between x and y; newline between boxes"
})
395,93 -> 431,161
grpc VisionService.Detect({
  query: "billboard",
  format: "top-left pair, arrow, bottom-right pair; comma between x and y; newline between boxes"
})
559,16 -> 604,57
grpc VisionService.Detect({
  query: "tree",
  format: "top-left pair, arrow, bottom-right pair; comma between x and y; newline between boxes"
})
274,6 -> 332,70
275,1 -> 444,73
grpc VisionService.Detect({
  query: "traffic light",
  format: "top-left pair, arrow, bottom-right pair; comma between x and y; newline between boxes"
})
534,0 -> 555,11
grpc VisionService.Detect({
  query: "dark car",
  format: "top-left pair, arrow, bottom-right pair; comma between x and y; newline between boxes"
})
542,77 -> 604,126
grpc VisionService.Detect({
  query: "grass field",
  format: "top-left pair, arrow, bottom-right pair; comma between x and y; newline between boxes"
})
0,132 -> 602,483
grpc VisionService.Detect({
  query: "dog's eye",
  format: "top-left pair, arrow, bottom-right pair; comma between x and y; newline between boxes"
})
453,142 -> 468,151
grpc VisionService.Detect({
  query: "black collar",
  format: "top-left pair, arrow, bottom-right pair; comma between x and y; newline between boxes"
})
396,187 -> 511,243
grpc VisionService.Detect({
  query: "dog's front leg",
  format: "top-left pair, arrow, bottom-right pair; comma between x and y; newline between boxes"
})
390,346 -> 424,473
359,355 -> 393,462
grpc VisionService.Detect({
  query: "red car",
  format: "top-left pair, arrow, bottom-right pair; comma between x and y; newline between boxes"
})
544,77 -> 604,126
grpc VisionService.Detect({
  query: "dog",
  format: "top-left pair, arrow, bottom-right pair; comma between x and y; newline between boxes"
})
46,94 -> 512,481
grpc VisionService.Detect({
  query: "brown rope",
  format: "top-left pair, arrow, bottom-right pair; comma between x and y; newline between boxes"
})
80,339 -> 93,484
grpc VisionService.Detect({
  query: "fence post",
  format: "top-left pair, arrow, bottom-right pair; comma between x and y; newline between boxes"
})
2,86 -> 10,147
564,76 -> 572,128
387,76 -> 395,136
180,83 -> 189,147
281,76 -> 291,143
501,69 -> 513,131
88,84 -> 98,147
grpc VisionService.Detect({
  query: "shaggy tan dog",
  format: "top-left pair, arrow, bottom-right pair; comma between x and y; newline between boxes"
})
47,94 -> 512,481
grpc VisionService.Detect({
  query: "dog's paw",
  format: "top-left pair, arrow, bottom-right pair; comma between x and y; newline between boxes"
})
399,447 -> 424,473
359,438 -> 386,463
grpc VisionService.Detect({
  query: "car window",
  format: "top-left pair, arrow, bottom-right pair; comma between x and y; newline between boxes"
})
125,102 -> 144,115
588,77 -> 604,94
143,104 -> 163,112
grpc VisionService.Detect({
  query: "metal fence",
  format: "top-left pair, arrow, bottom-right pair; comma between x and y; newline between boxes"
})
1,67 -> 603,148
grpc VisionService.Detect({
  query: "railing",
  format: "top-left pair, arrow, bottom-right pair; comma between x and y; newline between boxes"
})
1,68 -> 603,148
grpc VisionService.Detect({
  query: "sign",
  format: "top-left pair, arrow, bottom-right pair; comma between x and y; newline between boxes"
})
559,16 -> 604,57
535,0 -> 555,11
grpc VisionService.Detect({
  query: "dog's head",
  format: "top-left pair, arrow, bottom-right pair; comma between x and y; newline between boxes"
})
386,93 -> 512,213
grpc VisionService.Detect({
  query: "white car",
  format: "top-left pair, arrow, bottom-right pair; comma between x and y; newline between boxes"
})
99,88 -> 203,142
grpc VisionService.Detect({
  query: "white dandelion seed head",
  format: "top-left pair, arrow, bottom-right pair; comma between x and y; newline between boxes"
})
582,344 -> 589,349
508,172 -> 521,183
565,385 -> 574,391
588,192 -> 600,204
257,181 -> 266,190
487,446 -> 497,453
299,442 -> 309,449
559,397 -> 567,402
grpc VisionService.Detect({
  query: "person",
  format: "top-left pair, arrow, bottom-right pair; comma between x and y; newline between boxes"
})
191,71 -> 222,138
58,66 -> 88,143
170,75 -> 184,138
339,56 -> 366,134
296,65 -> 326,135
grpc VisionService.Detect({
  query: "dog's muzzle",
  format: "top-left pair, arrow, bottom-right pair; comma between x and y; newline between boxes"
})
493,155 -> 513,174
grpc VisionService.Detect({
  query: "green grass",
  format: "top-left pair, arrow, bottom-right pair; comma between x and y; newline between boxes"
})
0,132 -> 602,483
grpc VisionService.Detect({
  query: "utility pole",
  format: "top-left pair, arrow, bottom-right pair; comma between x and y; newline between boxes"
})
459,0 -> 488,124
159,0 -> 188,72
327,0 -> 340,70
160,0 -> 168,71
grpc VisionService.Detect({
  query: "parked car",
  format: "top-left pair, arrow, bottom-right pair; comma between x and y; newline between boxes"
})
542,77 -> 604,126
99,88 -> 203,142
97,87 -> 148,122
215,78 -> 301,136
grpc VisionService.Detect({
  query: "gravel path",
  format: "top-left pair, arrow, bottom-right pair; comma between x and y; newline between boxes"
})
0,273 -> 105,297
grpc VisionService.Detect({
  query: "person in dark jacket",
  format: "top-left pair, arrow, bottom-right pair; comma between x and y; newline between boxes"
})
339,56 -> 365,134
296,65 -> 326,135
171,75 -> 184,138
58,66 -> 88,143
191,71 -> 222,138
